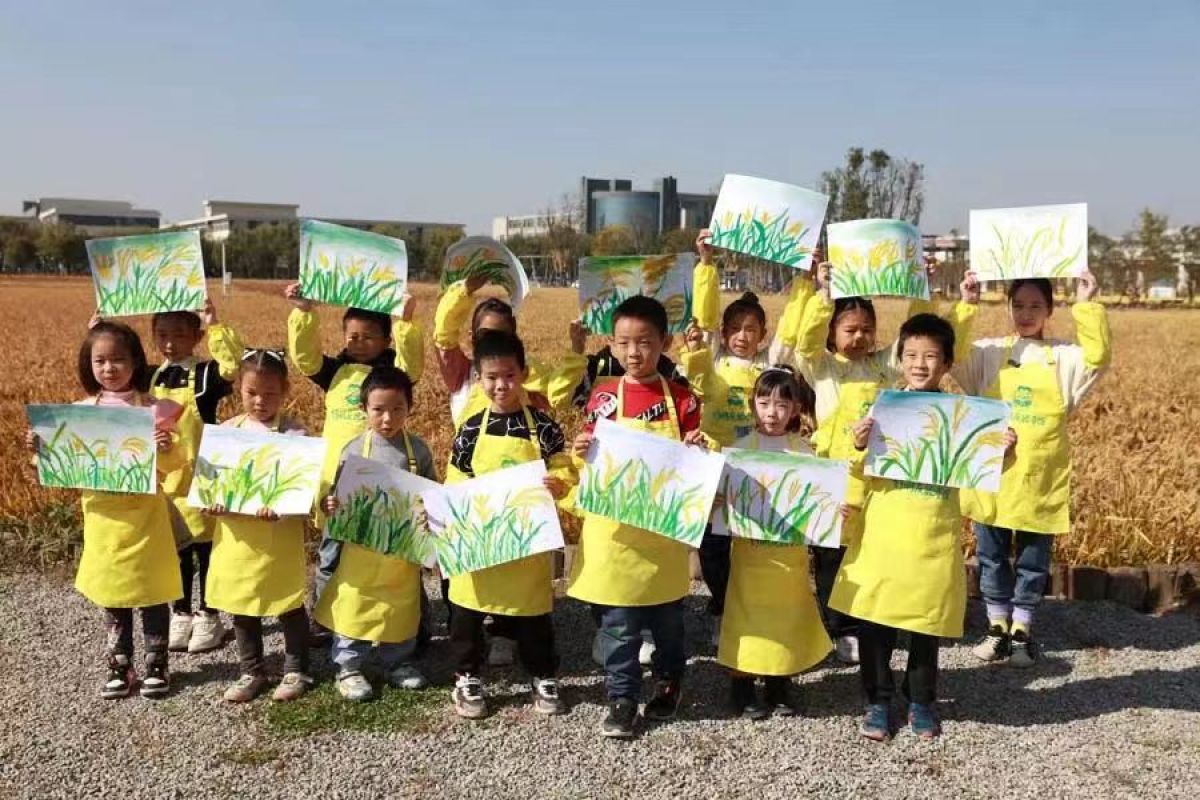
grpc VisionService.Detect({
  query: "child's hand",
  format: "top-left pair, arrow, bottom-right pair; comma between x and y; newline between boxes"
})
322,495 -> 340,515
154,430 -> 172,451
204,504 -> 227,516
684,319 -> 705,352
683,429 -> 710,449
960,270 -> 981,305
87,312 -> 102,330
397,294 -> 416,322
1076,271 -> 1099,302
25,428 -> 39,452
543,475 -> 568,500
569,319 -> 588,355
202,298 -> 218,326
839,504 -> 855,522
814,262 -> 832,293
696,228 -> 714,263
284,282 -> 313,311
572,431 -> 594,458
852,417 -> 874,451
256,508 -> 280,521
1003,426 -> 1018,455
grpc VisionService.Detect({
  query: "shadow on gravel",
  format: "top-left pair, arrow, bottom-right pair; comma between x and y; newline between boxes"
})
965,598 -> 1200,653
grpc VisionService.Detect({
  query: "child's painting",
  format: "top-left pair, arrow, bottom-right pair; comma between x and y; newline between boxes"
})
441,236 -> 530,311
969,203 -> 1087,280
187,425 -> 326,516
420,460 -> 563,577
865,390 -> 1011,492
299,220 -> 409,315
326,454 -> 438,566
827,219 -> 929,300
86,230 -> 206,317
578,418 -> 726,547
26,404 -> 156,494
577,253 -> 696,334
712,448 -> 848,548
708,174 -> 829,270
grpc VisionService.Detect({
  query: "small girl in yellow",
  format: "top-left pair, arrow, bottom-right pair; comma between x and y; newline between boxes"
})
25,321 -> 183,699
716,366 -> 833,719
201,350 -> 312,703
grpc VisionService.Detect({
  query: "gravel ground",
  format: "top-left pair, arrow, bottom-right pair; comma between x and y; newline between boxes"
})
2,572 -> 1198,800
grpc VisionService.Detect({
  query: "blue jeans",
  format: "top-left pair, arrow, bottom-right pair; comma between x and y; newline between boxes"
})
331,635 -> 417,674
974,523 -> 1053,622
591,601 -> 686,701
312,534 -> 342,606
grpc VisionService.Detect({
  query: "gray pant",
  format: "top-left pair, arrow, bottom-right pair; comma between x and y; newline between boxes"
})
233,607 -> 310,675
331,635 -> 417,674
104,604 -> 169,664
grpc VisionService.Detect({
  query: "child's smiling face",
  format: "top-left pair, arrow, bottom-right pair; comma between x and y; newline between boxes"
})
1009,284 -> 1052,339
479,355 -> 526,413
91,334 -> 135,392
900,335 -> 949,391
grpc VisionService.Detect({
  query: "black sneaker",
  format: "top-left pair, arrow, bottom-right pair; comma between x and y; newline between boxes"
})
601,698 -> 638,739
1009,629 -> 1039,668
643,678 -> 683,721
140,658 -> 170,699
101,655 -> 136,700
763,676 -> 803,717
729,677 -> 770,721
972,624 -> 1011,663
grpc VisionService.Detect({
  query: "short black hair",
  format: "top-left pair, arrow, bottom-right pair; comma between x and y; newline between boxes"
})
1008,278 -> 1054,308
240,348 -> 288,382
612,295 -> 669,338
723,291 -> 767,329
753,365 -> 815,433
78,321 -> 151,394
472,329 -> 526,372
826,297 -> 877,352
897,313 -> 955,365
471,297 -> 517,337
342,307 -> 392,339
360,364 -> 414,406
151,310 -> 203,333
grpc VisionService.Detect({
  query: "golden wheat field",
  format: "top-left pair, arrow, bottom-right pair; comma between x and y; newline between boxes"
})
0,275 -> 1196,568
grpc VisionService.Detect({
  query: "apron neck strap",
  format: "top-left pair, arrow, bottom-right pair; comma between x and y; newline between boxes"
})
618,375 -> 678,428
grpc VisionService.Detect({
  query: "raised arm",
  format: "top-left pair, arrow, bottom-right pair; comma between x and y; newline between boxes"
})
201,299 -> 245,381
391,296 -> 424,383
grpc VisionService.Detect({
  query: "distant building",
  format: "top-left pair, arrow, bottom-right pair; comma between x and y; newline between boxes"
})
163,199 -> 463,242
492,213 -> 575,240
21,197 -> 160,232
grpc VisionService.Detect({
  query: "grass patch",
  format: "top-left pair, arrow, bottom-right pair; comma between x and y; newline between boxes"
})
263,682 -> 442,737
218,745 -> 283,766
710,207 -> 812,267
0,502 -> 81,572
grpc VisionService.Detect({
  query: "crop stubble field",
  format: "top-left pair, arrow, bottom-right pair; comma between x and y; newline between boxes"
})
0,275 -> 1196,569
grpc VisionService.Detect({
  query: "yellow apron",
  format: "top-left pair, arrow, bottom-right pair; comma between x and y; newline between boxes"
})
961,339 -> 1071,535
449,406 -> 555,616
315,362 -> 374,514
703,355 -> 762,447
150,361 -> 212,544
829,479 -> 966,638
313,432 -> 422,642
205,414 -> 307,617
567,377 -> 692,607
74,395 -> 183,608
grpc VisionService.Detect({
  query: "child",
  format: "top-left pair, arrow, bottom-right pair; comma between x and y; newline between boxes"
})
568,295 -> 706,739
830,314 -> 1016,740
25,322 -> 183,699
681,229 -> 815,645
201,349 -> 312,703
147,301 -> 243,655
444,330 -> 573,719
794,262 -> 977,664
716,366 -> 833,719
569,337 -> 687,410
315,365 -> 436,701
955,273 -> 1109,666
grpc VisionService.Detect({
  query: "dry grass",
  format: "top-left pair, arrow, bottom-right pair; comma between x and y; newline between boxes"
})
1,276 -> 1196,568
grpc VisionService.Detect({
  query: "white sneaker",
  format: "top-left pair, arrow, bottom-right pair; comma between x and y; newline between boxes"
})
487,636 -> 516,667
388,664 -> 429,690
972,624 -> 1012,663
188,610 -> 227,653
710,615 -> 722,649
336,670 -> 375,702
168,612 -> 193,652
638,633 -> 656,667
835,635 -> 860,665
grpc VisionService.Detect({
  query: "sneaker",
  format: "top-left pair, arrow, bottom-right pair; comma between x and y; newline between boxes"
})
387,664 -> 429,690
763,676 -> 803,717
531,678 -> 566,716
140,659 -> 170,699
168,611 -> 193,652
223,673 -> 268,703
643,678 -> 683,721
835,635 -> 860,665
600,698 -> 638,739
101,655 -> 136,700
272,672 -> 313,702
336,670 -> 375,702
972,624 -> 1012,663
860,703 -> 891,741
710,615 -> 722,649
1009,629 -> 1039,668
638,633 -> 656,667
187,610 -> 227,653
908,702 -> 942,739
487,636 -> 516,667
308,618 -> 333,649
729,677 -> 769,721
452,675 -> 487,719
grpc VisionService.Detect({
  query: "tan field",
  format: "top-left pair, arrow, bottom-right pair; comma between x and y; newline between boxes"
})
1,275 -> 1196,568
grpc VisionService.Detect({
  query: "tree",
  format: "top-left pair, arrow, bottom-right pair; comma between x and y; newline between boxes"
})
2,231 -> 37,271
35,223 -> 88,272
1133,209 -> 1174,284
226,223 -> 298,278
819,147 -> 925,224
590,225 -> 637,256
658,227 -> 700,255
1087,226 -> 1129,294
540,193 -> 588,281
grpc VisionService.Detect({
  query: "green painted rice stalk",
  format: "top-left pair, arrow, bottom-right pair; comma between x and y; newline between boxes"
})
710,207 -> 812,267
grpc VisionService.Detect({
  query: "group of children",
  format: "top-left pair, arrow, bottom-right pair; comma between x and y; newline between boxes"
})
27,228 -> 1111,741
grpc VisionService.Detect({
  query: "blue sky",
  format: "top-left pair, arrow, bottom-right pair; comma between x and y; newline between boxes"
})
2,1 -> 1197,236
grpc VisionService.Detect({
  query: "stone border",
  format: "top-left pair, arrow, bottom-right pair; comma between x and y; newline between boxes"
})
966,559 -> 1200,614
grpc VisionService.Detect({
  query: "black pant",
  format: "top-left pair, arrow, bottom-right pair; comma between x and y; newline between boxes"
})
449,606 -> 557,678
699,526 -> 730,616
233,607 -> 310,676
857,618 -> 939,705
104,604 -> 170,664
439,577 -> 517,639
811,545 -> 858,638
174,542 -> 213,614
